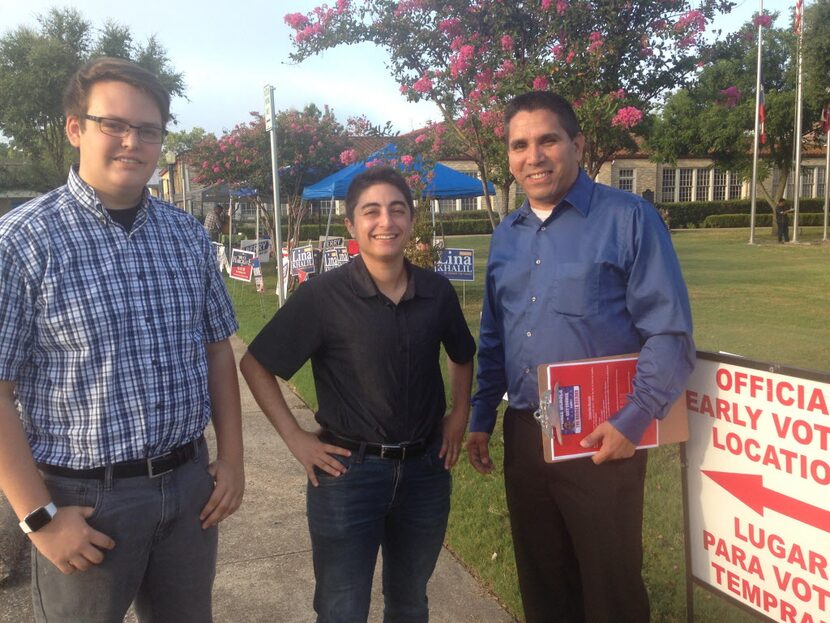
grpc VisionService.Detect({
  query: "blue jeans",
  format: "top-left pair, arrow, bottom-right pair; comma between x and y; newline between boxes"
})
306,437 -> 451,623
32,437 -> 218,623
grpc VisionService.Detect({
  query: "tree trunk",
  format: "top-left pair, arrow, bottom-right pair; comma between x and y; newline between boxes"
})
475,162 -> 498,230
495,181 -> 513,217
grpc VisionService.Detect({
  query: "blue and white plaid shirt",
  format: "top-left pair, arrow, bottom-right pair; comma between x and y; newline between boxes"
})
0,167 -> 238,469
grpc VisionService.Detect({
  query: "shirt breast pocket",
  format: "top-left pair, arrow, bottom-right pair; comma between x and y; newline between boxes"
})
550,262 -> 599,317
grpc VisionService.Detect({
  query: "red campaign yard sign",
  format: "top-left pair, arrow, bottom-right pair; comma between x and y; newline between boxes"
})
229,249 -> 255,282
684,352 -> 830,623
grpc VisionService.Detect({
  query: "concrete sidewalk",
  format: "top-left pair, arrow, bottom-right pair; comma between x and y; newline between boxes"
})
0,335 -> 515,622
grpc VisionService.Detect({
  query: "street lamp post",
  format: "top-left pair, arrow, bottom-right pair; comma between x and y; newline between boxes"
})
164,151 -> 176,205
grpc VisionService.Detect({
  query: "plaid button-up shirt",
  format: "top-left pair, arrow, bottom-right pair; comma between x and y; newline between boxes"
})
0,168 -> 238,469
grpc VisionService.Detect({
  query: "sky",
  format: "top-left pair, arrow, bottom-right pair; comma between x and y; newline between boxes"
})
0,0 -> 782,138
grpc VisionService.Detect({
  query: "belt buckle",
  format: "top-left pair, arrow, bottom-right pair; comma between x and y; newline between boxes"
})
147,454 -> 174,478
380,444 -> 404,460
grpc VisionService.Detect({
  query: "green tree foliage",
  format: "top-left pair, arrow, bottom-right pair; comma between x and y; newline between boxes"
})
284,0 -> 734,222
649,3 -> 830,212
0,7 -> 184,186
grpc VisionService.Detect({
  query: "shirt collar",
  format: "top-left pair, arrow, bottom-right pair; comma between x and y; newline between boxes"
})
66,165 -> 152,225
348,255 -> 427,301
513,168 -> 594,224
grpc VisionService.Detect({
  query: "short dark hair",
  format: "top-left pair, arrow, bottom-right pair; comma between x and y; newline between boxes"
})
345,166 -> 415,221
63,57 -> 171,128
504,91 -> 581,141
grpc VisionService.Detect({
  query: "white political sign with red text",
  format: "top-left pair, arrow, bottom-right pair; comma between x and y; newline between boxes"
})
685,353 -> 830,623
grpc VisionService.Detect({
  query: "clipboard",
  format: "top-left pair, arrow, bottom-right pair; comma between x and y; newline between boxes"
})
534,353 -> 688,462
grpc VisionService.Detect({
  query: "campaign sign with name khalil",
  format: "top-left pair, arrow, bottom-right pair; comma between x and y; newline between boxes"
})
290,244 -> 316,276
229,249 -> 255,282
435,248 -> 474,281
323,246 -> 349,270
684,352 -> 830,623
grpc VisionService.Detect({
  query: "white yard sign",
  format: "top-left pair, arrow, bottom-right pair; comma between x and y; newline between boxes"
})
684,353 -> 830,623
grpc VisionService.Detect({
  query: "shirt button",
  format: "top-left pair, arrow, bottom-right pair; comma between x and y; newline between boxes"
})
531,296 -> 537,303
535,259 -> 541,265
524,367 -> 531,374
541,226 -> 547,231
526,331 -> 532,337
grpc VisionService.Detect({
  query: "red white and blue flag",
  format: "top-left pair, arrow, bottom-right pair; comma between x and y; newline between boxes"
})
821,104 -> 830,134
794,0 -> 803,35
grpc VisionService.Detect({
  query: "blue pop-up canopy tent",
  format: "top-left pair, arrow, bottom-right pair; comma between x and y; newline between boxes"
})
301,144 -> 494,200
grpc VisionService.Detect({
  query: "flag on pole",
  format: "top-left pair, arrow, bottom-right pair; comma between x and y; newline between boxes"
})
758,84 -> 767,145
822,105 -> 830,134
794,0 -> 803,35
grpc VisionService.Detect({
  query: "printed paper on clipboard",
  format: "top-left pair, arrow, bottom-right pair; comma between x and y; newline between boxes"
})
536,354 -> 658,462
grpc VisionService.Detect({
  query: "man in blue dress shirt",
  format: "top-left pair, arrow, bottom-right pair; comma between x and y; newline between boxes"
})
467,91 -> 694,623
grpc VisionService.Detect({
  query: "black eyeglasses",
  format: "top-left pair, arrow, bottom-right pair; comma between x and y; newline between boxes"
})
84,114 -> 167,144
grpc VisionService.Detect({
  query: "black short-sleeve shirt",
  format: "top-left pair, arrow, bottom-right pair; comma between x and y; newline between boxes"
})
248,256 -> 476,443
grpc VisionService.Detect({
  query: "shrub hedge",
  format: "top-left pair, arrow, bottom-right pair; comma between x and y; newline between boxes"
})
659,198 -> 826,229
703,213 -> 826,228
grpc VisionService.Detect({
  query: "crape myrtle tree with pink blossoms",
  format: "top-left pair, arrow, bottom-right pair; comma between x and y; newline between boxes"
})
191,104 -> 350,253
284,0 -> 735,225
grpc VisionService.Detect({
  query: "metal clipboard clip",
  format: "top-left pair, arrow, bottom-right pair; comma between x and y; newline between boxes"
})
534,381 -> 563,445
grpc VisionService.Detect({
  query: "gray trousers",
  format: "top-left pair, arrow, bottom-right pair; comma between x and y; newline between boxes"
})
32,438 -> 218,623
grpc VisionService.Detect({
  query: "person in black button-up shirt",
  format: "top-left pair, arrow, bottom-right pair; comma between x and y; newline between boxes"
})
241,167 -> 475,622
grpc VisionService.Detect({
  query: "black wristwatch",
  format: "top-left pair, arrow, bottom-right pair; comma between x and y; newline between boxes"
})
18,502 -> 58,534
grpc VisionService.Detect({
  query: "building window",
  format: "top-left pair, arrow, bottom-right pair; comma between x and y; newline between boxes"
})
437,198 -> 456,213
661,168 -> 676,202
460,196 -> 478,211
801,167 -> 815,198
712,169 -> 727,201
817,167 -> 826,199
729,174 -> 743,200
678,168 -> 693,202
695,168 -> 710,201
618,169 -> 634,192
237,202 -> 257,220
310,200 -> 334,216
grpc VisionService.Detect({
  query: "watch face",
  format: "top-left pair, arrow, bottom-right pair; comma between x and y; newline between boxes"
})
22,504 -> 56,533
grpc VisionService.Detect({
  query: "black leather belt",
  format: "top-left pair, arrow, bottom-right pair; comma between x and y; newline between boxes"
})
321,432 -> 429,460
37,436 -> 203,479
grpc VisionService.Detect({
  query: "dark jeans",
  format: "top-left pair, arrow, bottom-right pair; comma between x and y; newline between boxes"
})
778,221 -> 789,242
32,438 -> 217,623
503,408 -> 649,623
306,437 -> 450,623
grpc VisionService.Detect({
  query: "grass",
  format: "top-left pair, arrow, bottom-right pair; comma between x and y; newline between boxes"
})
226,227 -> 830,622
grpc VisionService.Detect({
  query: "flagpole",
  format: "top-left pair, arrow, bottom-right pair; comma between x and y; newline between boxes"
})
791,0 -> 804,243
823,125 -> 829,242
749,0 -> 764,245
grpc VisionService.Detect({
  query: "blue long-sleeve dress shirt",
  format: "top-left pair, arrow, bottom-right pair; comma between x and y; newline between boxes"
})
471,170 -> 694,444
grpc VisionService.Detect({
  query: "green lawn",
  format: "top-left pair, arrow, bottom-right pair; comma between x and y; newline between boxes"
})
226,227 -> 830,622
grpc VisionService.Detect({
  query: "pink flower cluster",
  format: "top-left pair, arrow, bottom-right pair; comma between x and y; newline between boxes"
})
394,0 -> 425,17
495,59 -> 515,78
284,13 -> 309,30
611,106 -> 643,130
438,18 -> 461,36
500,35 -> 513,51
339,149 -> 357,166
753,14 -> 772,28
556,0 -> 568,14
611,88 -> 626,99
400,154 -> 415,167
674,10 -> 706,34
552,43 -> 565,60
719,86 -> 741,108
450,45 -> 475,79
532,75 -> 549,91
587,31 -> 604,53
413,74 -> 433,94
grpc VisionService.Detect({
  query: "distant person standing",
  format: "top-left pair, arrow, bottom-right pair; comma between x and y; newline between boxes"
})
775,199 -> 793,243
204,203 -> 224,242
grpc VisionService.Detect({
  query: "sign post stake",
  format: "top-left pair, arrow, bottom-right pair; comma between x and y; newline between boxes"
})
264,84 -> 285,307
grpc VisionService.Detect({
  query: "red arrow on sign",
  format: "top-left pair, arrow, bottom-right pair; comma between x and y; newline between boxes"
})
703,470 -> 830,534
